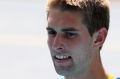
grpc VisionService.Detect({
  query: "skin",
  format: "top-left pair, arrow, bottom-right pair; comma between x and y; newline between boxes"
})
46,9 -> 108,79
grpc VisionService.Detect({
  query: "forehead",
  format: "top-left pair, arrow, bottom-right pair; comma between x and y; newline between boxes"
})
47,9 -> 85,30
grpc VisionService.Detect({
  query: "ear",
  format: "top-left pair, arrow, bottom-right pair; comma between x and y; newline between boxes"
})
93,27 -> 108,48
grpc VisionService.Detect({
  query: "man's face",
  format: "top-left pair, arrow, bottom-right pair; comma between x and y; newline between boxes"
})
47,9 -> 95,76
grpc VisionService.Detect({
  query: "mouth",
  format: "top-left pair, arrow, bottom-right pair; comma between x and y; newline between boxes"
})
54,55 -> 72,60
53,55 -> 73,67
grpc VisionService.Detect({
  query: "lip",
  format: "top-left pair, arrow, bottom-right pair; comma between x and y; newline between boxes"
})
53,55 -> 73,67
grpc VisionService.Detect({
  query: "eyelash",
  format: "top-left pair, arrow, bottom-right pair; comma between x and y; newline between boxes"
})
47,30 -> 78,38
65,32 -> 78,38
48,30 -> 56,36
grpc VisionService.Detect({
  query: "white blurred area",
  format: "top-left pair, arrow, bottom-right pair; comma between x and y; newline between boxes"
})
0,0 -> 119,79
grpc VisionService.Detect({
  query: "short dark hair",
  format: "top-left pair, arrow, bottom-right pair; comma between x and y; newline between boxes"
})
47,0 -> 110,36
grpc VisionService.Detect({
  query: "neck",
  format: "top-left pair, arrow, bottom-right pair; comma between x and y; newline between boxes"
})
65,52 -> 107,79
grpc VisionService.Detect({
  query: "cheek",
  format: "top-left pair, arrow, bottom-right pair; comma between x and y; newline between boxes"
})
67,38 -> 82,49
69,38 -> 91,59
72,45 -> 92,65
47,37 -> 53,48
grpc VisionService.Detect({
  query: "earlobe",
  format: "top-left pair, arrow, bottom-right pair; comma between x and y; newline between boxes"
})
93,27 -> 108,48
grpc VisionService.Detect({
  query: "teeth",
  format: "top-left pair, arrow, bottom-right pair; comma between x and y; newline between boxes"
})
55,55 -> 69,59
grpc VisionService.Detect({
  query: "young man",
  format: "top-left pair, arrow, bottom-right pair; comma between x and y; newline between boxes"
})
46,0 -> 114,79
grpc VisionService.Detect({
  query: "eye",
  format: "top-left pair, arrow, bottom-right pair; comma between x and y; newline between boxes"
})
65,32 -> 78,38
47,30 -> 56,37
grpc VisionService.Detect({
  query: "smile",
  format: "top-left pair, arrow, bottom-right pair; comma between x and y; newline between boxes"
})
53,55 -> 73,67
54,55 -> 71,60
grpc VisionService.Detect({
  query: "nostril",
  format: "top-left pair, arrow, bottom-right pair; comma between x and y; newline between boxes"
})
57,47 -> 64,50
52,45 -> 65,52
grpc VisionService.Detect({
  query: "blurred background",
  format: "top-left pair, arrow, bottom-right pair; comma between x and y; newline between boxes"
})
0,0 -> 119,79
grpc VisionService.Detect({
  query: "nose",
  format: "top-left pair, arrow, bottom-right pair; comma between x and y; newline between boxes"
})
52,34 -> 65,52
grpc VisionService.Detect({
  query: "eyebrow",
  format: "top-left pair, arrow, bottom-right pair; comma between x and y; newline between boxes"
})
46,27 -> 79,33
46,27 -> 53,30
62,27 -> 79,32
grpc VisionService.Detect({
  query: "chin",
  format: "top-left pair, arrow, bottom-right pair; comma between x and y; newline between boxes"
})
55,67 -> 73,76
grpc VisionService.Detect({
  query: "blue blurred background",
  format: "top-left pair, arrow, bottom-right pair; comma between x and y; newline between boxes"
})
0,0 -> 119,79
